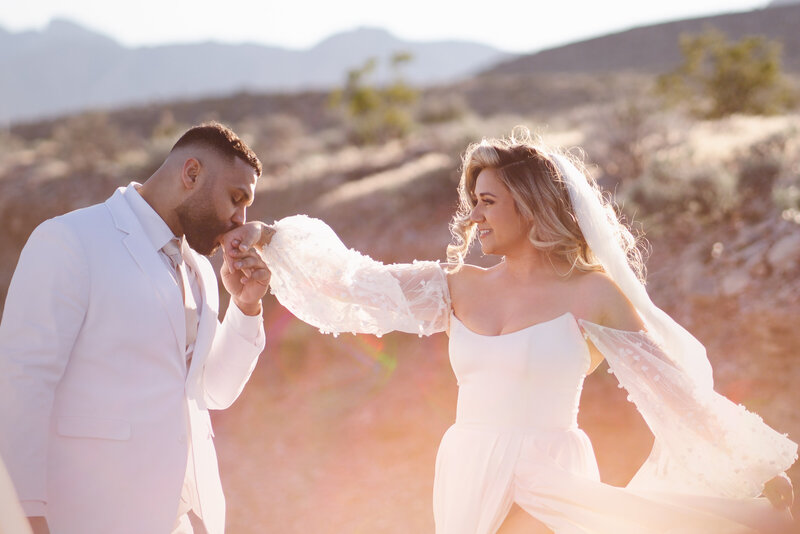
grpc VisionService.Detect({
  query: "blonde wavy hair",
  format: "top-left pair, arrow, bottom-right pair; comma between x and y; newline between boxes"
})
447,127 -> 646,283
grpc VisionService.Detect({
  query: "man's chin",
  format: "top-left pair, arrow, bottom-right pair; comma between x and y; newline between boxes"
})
208,231 -> 232,256
186,238 -> 220,257
185,226 -> 231,256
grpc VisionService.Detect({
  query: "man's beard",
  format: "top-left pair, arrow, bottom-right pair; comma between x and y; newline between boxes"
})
175,192 -> 233,256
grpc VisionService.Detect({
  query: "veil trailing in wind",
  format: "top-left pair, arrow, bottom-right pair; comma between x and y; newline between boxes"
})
550,153 -> 797,498
550,153 -> 712,389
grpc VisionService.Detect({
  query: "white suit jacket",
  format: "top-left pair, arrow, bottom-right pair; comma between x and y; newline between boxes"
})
0,186 -> 265,534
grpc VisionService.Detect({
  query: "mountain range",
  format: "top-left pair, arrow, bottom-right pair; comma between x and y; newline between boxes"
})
487,3 -> 800,75
0,21 -> 511,124
3,2 -> 800,126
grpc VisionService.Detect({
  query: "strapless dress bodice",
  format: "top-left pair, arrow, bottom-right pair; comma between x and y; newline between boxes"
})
448,312 -> 590,431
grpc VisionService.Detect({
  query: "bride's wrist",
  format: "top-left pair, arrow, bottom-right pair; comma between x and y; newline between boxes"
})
258,222 -> 276,248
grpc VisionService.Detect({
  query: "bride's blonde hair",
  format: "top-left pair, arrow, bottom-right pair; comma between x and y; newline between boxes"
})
447,127 -> 646,282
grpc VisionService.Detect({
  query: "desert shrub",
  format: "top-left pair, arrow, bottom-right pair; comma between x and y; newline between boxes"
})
150,109 -> 179,140
258,113 -> 305,144
657,30 -> 795,118
586,99 -> 685,184
766,129 -> 800,224
329,53 -> 418,145
239,113 -> 306,172
724,128 -> 800,224
620,154 -> 739,232
0,129 -> 23,160
417,93 -> 469,124
736,132 -> 788,196
51,112 -> 135,173
620,125 -> 800,231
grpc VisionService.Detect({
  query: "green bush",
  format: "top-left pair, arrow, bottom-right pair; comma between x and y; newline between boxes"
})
620,154 -> 739,232
329,53 -> 418,145
417,93 -> 469,124
657,30 -> 795,118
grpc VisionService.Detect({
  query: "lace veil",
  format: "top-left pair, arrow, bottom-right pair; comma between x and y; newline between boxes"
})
551,154 -> 797,498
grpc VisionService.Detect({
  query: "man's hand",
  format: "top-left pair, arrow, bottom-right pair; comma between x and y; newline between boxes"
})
220,233 -> 271,316
220,221 -> 275,257
763,473 -> 794,509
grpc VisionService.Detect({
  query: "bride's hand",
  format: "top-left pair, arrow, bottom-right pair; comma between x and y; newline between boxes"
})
220,222 -> 275,283
221,222 -> 275,257
763,473 -> 793,509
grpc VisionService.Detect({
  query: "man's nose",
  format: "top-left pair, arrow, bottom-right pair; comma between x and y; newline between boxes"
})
232,206 -> 246,226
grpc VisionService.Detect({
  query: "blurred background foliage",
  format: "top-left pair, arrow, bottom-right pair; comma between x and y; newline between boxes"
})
328,53 -> 419,144
657,29 -> 796,118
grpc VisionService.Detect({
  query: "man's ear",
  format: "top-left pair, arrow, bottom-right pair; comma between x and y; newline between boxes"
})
181,157 -> 201,190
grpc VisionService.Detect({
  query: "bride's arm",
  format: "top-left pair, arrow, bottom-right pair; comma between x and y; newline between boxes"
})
572,272 -> 645,373
575,273 -> 795,504
580,318 -> 797,502
579,273 -> 796,508
222,217 -> 451,337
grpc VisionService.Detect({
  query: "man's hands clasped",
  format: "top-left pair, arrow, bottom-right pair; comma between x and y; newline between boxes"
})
220,222 -> 276,316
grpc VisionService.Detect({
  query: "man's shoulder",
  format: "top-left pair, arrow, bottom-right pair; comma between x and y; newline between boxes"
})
29,197 -> 117,251
47,196 -> 115,230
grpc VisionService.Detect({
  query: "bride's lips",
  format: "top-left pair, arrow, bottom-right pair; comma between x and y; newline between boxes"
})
477,228 -> 492,238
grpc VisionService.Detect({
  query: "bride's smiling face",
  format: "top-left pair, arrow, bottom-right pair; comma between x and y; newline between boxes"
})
470,168 -> 531,256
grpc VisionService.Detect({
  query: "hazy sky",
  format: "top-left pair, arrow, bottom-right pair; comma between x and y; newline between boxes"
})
0,0 -> 769,53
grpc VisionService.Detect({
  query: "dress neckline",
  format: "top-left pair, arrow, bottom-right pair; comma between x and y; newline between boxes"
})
450,311 -> 575,338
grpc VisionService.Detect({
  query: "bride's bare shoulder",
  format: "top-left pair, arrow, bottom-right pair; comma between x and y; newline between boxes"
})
446,263 -> 494,282
574,270 -> 618,295
575,271 -> 644,331
445,263 -> 495,298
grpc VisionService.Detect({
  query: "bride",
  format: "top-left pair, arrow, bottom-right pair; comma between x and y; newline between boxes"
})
225,128 -> 796,533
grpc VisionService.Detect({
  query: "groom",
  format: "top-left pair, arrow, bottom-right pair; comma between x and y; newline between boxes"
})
0,122 -> 270,534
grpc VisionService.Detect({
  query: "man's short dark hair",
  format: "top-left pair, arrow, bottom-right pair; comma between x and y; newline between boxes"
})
172,121 -> 262,176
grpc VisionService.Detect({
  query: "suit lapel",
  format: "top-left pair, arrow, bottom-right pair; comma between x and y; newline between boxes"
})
105,187 -> 185,357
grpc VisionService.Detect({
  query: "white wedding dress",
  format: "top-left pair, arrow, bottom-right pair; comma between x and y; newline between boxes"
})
261,215 -> 797,534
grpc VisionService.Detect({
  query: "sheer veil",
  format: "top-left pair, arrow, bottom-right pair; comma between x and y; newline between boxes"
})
550,154 -> 713,390
551,154 -> 797,498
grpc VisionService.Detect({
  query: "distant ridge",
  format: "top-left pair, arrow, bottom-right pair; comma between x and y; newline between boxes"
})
0,21 -> 510,124
486,4 -> 800,76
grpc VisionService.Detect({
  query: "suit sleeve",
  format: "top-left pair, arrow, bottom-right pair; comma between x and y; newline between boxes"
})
200,303 -> 265,410
0,218 -> 89,510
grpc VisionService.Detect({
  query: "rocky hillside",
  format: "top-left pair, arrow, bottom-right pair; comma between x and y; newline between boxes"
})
487,3 -> 800,75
